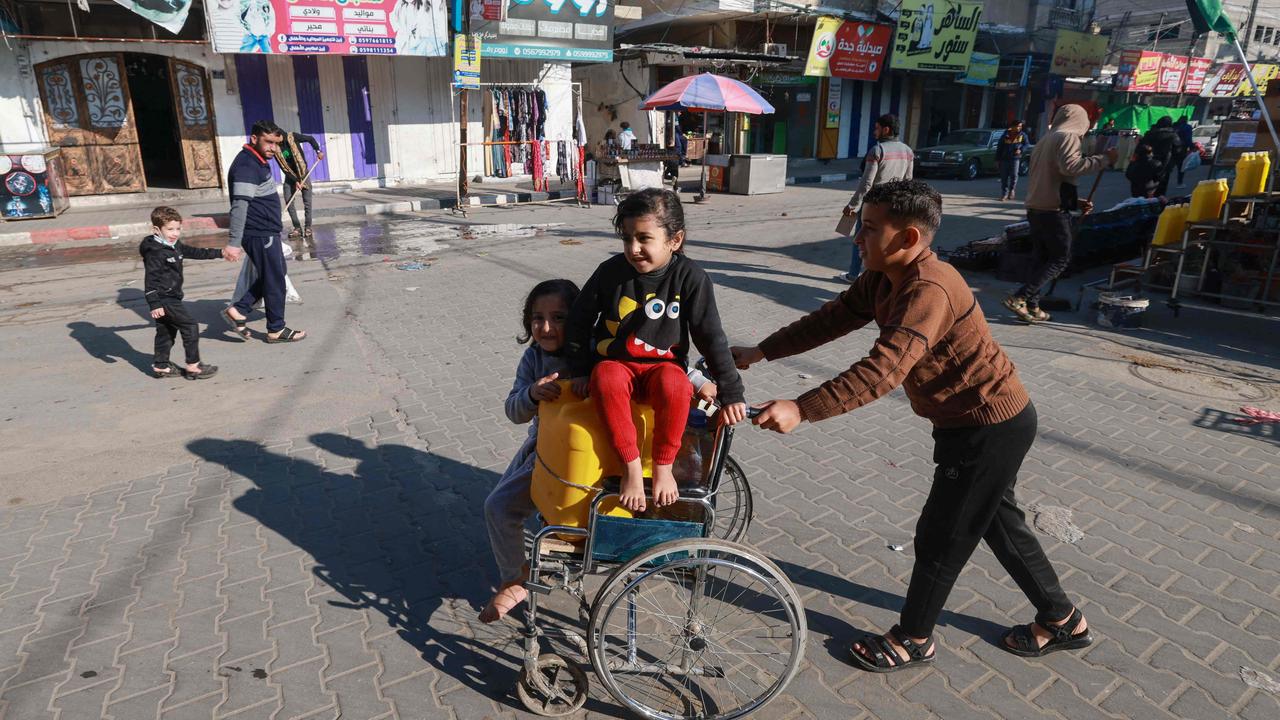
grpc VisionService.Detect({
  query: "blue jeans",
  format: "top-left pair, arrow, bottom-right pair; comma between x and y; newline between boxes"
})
847,218 -> 863,276
1000,158 -> 1020,196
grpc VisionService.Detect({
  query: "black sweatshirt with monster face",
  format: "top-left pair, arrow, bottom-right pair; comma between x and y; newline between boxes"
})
565,253 -> 745,405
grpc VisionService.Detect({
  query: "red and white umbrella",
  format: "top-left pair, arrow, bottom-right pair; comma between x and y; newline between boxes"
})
641,74 -> 775,200
641,73 -> 776,114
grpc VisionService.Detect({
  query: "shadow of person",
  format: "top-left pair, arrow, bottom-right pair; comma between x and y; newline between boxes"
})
767,558 -> 1009,666
67,320 -> 154,375
186,434 -> 596,714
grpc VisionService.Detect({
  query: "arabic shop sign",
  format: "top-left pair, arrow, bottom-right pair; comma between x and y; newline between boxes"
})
831,21 -> 892,81
891,0 -> 982,73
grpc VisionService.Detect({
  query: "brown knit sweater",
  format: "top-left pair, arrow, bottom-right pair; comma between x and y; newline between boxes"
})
759,250 -> 1029,428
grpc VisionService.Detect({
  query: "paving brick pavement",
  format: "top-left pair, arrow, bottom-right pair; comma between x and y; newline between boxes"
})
1,191 -> 1279,719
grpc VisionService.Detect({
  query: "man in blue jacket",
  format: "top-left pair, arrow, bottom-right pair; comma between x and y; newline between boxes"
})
220,120 -> 307,344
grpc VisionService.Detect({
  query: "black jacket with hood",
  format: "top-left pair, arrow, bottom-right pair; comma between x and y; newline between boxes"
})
139,235 -> 222,310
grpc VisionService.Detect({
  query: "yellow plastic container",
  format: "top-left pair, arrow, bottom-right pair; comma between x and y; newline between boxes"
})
1188,179 -> 1229,222
1152,203 -> 1189,247
530,380 -> 649,534
1231,151 -> 1271,197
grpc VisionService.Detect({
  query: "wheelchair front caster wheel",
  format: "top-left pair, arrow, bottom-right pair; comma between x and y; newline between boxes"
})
516,653 -> 589,716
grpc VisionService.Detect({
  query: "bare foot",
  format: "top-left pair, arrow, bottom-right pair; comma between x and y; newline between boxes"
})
226,307 -> 247,322
652,463 -> 678,507
479,579 -> 528,623
618,458 -> 646,512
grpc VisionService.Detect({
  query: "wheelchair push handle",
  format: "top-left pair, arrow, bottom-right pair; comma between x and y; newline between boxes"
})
694,357 -> 763,421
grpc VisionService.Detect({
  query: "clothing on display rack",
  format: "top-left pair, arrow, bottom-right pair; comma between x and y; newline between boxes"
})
487,88 -> 551,179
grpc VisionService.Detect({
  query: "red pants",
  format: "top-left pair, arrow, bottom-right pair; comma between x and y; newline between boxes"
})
590,360 -> 691,466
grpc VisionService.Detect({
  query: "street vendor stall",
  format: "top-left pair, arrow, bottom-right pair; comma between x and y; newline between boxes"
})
640,73 -> 776,200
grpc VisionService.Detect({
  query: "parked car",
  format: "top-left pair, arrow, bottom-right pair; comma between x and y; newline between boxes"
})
913,129 -> 1034,181
1192,123 -> 1220,162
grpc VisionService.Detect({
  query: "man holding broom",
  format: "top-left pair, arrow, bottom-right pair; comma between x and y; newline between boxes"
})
276,127 -> 325,241
1003,104 -> 1116,324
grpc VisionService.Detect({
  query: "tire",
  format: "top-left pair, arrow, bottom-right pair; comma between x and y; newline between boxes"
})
1018,157 -> 1030,177
961,159 -> 981,181
588,538 -> 806,720
709,456 -> 752,543
517,653 -> 590,716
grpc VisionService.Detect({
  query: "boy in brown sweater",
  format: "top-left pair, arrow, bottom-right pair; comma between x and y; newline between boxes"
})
732,179 -> 1091,672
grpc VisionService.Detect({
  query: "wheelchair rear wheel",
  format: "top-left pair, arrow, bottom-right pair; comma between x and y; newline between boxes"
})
710,456 -> 752,543
587,538 -> 806,720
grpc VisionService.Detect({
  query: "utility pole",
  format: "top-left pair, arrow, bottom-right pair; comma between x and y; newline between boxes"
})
458,6 -> 470,202
1243,0 -> 1262,57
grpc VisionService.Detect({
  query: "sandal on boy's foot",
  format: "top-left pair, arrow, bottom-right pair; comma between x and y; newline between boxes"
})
152,362 -> 180,379
1002,295 -> 1035,323
182,363 -> 218,381
265,327 -> 306,344
848,625 -> 936,674
220,307 -> 250,341
1027,306 -> 1051,323
1002,607 -> 1093,658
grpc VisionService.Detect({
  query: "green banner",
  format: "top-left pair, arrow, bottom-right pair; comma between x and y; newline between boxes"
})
891,0 -> 983,73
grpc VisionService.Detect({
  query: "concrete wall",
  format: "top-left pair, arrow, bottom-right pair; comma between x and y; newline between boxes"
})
0,42 -> 45,153
574,59 -> 663,150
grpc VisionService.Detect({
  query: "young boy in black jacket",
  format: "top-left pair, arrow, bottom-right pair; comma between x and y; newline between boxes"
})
141,206 -> 222,379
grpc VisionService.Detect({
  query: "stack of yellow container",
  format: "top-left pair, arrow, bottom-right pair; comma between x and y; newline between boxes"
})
1231,151 -> 1272,197
1152,203 -> 1190,247
1188,178 -> 1229,222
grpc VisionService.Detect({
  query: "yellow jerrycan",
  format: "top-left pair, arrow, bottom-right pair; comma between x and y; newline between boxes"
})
1232,152 -> 1271,197
1152,204 -> 1189,247
530,380 -> 649,535
1188,179 -> 1229,222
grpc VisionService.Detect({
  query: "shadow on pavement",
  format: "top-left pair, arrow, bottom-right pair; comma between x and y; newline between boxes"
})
186,433 -> 624,717
67,320 -> 154,375
769,558 -> 1009,667
1192,407 -> 1280,447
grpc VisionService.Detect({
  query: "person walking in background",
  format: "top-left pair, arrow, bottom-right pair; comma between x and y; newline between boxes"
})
617,122 -> 637,151
1004,104 -> 1116,324
839,114 -> 913,282
996,120 -> 1029,201
1125,143 -> 1164,199
1173,116 -> 1194,188
1142,117 -> 1182,197
275,129 -> 325,241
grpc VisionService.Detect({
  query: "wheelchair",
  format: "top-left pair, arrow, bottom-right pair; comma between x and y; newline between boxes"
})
516,398 -> 807,719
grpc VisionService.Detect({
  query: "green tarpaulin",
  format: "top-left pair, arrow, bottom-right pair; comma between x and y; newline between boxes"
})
1097,106 -> 1195,134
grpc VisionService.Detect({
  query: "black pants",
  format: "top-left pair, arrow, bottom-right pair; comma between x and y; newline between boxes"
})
233,234 -> 287,333
899,403 -> 1074,638
154,301 -> 200,366
284,179 -> 313,231
1016,210 -> 1073,309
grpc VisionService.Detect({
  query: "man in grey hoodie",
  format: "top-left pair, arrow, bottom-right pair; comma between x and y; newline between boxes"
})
1004,105 -> 1116,323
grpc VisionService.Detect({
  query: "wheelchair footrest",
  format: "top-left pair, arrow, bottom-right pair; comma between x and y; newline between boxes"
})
525,580 -> 554,595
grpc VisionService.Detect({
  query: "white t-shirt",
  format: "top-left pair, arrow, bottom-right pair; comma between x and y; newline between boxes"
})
618,128 -> 636,150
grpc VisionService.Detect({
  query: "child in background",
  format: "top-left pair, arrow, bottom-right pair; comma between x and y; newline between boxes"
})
566,188 -> 746,513
140,206 -> 223,380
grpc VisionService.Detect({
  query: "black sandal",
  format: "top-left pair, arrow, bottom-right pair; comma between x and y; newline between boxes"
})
265,327 -> 306,344
152,362 -> 179,379
1002,607 -> 1093,657
848,625 -> 935,673
182,363 -> 218,380
220,307 -> 250,341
